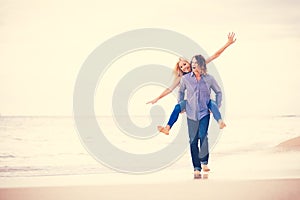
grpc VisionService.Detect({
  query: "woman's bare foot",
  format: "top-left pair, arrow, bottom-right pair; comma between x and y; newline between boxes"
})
201,164 -> 210,172
218,120 -> 226,129
157,125 -> 170,135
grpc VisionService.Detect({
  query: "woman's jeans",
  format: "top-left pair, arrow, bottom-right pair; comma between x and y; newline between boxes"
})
187,115 -> 210,171
167,100 -> 221,128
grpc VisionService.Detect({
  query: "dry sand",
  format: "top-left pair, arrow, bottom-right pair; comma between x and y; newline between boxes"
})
276,136 -> 300,151
1,179 -> 300,200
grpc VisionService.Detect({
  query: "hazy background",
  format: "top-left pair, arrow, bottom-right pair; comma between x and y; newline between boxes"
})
1,0 -> 300,117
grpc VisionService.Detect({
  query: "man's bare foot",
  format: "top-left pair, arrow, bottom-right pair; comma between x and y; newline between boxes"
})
202,173 -> 209,179
157,125 -> 170,135
201,164 -> 210,172
218,120 -> 226,129
194,170 -> 201,179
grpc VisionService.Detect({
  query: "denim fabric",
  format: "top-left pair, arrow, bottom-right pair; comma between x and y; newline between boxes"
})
208,100 -> 221,121
187,115 -> 210,170
166,100 -> 221,127
167,100 -> 186,128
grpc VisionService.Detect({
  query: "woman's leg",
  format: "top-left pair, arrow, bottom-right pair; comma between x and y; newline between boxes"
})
208,100 -> 226,129
158,100 -> 186,135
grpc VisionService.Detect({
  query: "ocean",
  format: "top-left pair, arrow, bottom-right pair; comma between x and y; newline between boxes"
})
1,115 -> 300,178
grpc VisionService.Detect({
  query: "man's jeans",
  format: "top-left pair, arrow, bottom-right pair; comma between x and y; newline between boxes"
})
187,115 -> 210,171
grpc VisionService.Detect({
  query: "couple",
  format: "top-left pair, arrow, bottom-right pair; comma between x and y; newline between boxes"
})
179,54 -> 222,178
147,33 -> 236,178
147,33 -> 236,135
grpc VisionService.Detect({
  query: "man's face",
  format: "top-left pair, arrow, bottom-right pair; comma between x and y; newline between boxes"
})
191,57 -> 201,74
192,57 -> 206,76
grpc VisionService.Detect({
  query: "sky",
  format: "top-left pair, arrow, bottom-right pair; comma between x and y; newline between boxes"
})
1,0 -> 300,117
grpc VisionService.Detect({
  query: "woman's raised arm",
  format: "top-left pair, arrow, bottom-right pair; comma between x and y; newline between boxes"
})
205,32 -> 236,64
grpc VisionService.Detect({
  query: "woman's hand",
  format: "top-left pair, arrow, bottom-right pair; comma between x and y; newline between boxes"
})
227,32 -> 237,45
146,98 -> 159,104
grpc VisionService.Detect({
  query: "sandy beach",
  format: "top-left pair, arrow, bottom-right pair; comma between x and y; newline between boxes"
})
1,179 -> 300,200
1,0 -> 300,199
276,136 -> 300,151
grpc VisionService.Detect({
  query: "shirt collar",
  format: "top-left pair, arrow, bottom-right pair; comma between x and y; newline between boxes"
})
191,72 -> 206,77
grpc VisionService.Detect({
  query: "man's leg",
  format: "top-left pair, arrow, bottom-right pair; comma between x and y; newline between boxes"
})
187,118 -> 201,172
198,115 -> 210,167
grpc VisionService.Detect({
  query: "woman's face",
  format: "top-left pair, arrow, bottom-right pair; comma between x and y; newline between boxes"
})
178,60 -> 191,73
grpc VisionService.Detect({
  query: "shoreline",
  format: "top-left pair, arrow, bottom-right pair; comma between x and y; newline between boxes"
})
1,135 -> 300,188
1,164 -> 300,189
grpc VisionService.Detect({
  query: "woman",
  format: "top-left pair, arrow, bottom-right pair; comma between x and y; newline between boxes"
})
147,32 -> 236,135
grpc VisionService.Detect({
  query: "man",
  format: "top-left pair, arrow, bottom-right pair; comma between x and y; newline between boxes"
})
178,54 -> 222,179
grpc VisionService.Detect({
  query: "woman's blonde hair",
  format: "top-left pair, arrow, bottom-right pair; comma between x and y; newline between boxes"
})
173,57 -> 189,77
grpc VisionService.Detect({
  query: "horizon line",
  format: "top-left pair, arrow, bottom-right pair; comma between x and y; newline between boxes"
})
0,114 -> 299,118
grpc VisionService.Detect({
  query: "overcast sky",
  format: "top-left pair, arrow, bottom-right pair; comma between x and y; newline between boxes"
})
1,0 -> 300,117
